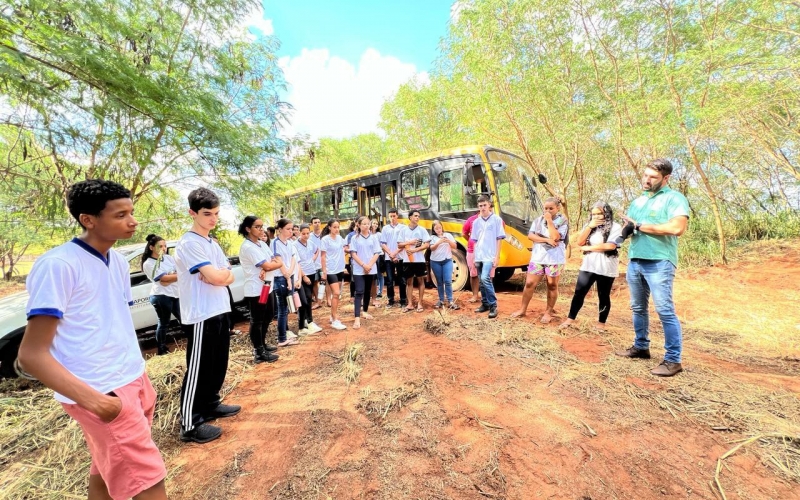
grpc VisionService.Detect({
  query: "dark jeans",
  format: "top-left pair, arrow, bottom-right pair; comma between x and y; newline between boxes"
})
246,296 -> 267,349
384,258 -> 407,305
567,271 -> 616,323
353,274 -> 375,317
274,276 -> 290,342
179,313 -> 230,431
299,276 -> 315,328
149,294 -> 181,348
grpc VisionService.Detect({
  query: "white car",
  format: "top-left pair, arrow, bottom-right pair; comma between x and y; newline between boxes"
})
0,241 -> 245,378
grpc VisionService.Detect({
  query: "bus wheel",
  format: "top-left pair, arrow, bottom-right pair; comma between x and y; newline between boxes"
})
429,248 -> 469,292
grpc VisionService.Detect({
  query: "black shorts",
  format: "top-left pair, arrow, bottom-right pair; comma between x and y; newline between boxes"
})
402,262 -> 427,279
326,272 -> 346,284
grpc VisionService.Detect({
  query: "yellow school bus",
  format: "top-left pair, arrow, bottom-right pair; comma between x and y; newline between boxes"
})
279,145 -> 547,291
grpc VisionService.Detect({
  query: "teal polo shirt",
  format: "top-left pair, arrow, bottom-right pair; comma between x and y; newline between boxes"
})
627,186 -> 689,267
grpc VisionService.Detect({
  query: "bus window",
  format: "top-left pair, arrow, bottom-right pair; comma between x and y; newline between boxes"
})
336,184 -> 358,219
399,166 -> 430,211
383,182 -> 397,211
437,169 -> 466,213
308,190 -> 330,220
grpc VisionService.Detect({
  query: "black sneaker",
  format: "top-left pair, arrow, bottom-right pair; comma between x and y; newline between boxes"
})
488,306 -> 498,319
264,344 -> 278,352
257,348 -> 280,363
474,304 -> 490,313
180,423 -> 222,444
205,403 -> 241,420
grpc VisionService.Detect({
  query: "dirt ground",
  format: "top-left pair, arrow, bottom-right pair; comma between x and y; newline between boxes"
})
156,241 -> 800,500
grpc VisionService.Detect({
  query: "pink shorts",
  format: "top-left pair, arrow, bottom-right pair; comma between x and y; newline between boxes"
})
527,263 -> 564,277
62,372 -> 166,499
466,251 -> 495,278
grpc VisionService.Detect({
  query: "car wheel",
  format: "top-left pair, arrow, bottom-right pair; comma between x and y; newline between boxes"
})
0,334 -> 22,379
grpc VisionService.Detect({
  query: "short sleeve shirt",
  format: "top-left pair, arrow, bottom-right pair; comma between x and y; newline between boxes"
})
470,214 -> 506,262
175,232 -> 231,324
429,233 -> 455,262
272,238 -> 300,279
400,225 -> 431,263
321,234 -> 347,274
143,254 -> 180,298
580,223 -> 622,277
239,239 -> 273,297
462,214 -> 479,253
295,238 -> 318,276
311,232 -> 323,269
25,239 -> 145,403
627,187 -> 690,267
380,222 -> 408,261
349,233 -> 382,275
529,215 -> 569,265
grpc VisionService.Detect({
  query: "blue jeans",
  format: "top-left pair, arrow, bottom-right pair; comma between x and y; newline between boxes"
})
274,276 -> 290,343
430,259 -> 453,303
149,295 -> 181,348
627,259 -> 683,363
475,261 -> 497,307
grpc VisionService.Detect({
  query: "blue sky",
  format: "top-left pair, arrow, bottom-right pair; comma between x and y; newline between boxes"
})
245,0 -> 457,139
264,0 -> 454,72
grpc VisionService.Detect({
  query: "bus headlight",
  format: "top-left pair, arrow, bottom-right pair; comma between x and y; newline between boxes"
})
505,234 -> 525,250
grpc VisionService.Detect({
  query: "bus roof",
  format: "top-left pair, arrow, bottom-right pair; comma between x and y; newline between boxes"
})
284,144 -> 495,196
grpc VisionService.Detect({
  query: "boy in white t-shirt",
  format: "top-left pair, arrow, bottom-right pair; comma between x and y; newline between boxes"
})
470,195 -> 507,319
174,188 -> 239,444
19,180 -> 168,500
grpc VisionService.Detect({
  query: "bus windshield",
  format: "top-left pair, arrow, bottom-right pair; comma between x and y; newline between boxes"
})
488,150 -> 542,224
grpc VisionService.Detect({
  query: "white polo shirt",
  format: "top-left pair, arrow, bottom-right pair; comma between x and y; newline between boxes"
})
399,225 -> 431,263
470,213 -> 506,262
321,234 -> 347,274
239,239 -> 274,297
349,233 -> 381,275
295,238 -> 318,277
272,237 -> 300,280
175,231 -> 231,324
25,238 -> 145,404
429,233 -> 456,262
143,254 -> 180,298
311,232 -> 323,270
380,222 -> 408,261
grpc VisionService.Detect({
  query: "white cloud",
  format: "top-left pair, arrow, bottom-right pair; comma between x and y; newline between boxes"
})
278,48 -> 427,139
242,6 -> 274,37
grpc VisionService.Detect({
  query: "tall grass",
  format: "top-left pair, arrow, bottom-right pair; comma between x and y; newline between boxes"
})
678,209 -> 800,267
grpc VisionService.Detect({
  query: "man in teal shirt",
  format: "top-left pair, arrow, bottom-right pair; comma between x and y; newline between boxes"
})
615,159 -> 689,377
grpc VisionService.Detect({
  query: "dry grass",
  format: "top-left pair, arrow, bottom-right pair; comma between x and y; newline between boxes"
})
0,335 -> 254,499
340,342 -> 364,385
357,380 -> 429,421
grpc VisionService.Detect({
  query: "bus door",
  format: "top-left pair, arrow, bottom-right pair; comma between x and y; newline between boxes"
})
357,186 -> 369,218
382,181 -> 398,223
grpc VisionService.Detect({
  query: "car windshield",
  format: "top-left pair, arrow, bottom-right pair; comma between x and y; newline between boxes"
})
488,150 -> 542,223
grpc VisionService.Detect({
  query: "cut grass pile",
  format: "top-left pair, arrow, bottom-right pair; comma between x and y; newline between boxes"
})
357,380 -> 429,421
0,335 -> 254,499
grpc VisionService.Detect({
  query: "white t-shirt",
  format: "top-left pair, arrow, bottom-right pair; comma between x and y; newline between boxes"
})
239,239 -> 274,297
349,233 -> 381,275
399,225 -> 431,263
372,231 -> 384,255
295,238 -> 318,276
429,233 -> 455,262
272,238 -> 300,281
321,234 -> 347,274
380,222 -> 408,261
143,254 -> 179,298
529,215 -> 569,265
311,232 -> 323,270
470,214 -> 506,262
25,239 -> 145,404
175,231 -> 232,324
580,223 -> 622,278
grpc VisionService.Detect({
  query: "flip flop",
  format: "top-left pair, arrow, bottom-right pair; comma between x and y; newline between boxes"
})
402,306 -> 415,313
468,297 -> 479,303
540,315 -> 553,324
416,306 -> 424,313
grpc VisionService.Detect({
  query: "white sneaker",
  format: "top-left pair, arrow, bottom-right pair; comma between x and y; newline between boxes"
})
287,331 -> 297,339
331,320 -> 347,330
277,338 -> 299,347
308,322 -> 323,333
298,328 -> 310,336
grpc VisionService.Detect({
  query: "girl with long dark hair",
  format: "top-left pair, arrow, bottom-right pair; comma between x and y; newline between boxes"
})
321,219 -> 348,330
559,202 -> 622,331
272,218 -> 301,346
141,234 -> 180,355
349,216 -> 381,329
238,216 -> 282,363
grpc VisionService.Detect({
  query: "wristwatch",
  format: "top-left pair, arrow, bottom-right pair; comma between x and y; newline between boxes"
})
635,222 -> 642,232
